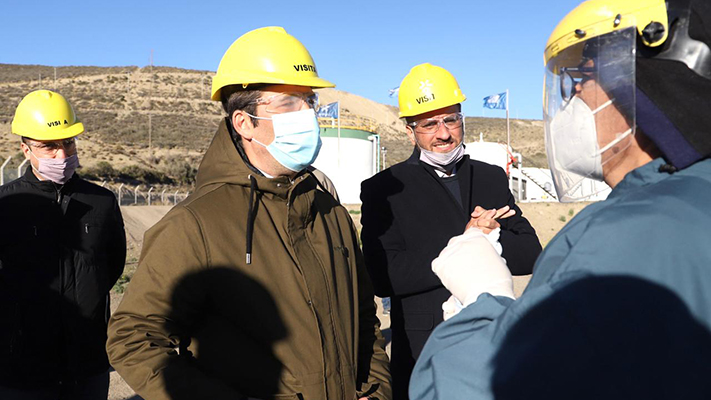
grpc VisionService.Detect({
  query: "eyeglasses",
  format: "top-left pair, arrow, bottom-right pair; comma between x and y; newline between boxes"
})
251,92 -> 319,114
408,112 -> 464,134
560,64 -> 597,102
27,138 -> 76,156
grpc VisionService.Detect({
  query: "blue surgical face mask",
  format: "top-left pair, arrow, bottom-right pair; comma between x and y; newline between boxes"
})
248,108 -> 322,172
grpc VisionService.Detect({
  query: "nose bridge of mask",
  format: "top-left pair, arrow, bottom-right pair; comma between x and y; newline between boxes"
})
271,109 -> 317,140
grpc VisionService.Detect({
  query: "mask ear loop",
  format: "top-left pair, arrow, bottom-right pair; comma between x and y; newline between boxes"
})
591,98 -> 634,156
25,147 -> 46,179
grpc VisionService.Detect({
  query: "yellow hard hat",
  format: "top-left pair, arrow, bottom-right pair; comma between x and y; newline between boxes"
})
544,0 -> 668,65
11,90 -> 84,140
398,63 -> 466,118
211,26 -> 335,101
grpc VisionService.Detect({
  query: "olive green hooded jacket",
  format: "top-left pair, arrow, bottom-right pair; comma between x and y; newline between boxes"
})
107,120 -> 391,400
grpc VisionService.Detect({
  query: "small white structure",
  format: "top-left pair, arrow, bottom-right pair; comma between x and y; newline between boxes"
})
465,135 -> 610,203
312,126 -> 380,204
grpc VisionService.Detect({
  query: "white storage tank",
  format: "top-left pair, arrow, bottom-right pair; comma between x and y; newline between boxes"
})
312,126 -> 380,204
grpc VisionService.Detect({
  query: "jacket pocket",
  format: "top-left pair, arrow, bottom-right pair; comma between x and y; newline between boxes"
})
403,313 -> 433,331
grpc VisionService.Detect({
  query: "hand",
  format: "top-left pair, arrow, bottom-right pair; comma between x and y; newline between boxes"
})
432,228 -> 514,306
465,205 -> 516,234
442,295 -> 464,321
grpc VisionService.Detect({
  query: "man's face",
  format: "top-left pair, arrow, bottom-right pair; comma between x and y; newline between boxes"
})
233,84 -> 317,177
21,137 -> 77,171
406,105 -> 464,153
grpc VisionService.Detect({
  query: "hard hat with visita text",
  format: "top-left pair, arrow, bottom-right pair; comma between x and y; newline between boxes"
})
211,26 -> 335,101
398,63 -> 466,118
11,90 -> 84,141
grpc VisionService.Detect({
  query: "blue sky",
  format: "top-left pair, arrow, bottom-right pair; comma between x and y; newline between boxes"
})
1,0 -> 583,120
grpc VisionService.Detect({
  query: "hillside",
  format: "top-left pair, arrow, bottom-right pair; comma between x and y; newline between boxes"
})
0,63 -> 548,185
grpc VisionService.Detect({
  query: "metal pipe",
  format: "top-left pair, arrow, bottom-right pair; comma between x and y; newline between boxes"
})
17,159 -> 28,179
148,187 -> 154,206
161,188 -> 167,204
512,152 -> 524,202
1,156 -> 12,185
174,190 -> 179,205
101,180 -> 107,187
117,183 -> 124,204
134,185 -> 141,205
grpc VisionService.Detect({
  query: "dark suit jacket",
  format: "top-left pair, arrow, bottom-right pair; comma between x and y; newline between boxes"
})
360,148 -> 541,398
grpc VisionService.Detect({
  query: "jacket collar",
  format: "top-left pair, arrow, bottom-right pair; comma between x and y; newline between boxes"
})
609,158 -> 686,198
22,163 -> 77,195
194,118 -> 312,199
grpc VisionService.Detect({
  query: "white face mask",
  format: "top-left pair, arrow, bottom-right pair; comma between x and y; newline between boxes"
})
549,96 -> 632,181
419,142 -> 465,173
250,109 -> 322,172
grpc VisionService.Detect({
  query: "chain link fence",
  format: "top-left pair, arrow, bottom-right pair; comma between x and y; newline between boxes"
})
1,158 -> 190,205
102,183 -> 190,206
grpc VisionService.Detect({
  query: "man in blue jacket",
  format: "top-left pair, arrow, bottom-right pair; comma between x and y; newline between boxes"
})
411,0 -> 711,399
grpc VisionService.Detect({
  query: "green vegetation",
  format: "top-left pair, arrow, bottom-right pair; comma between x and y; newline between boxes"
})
113,274 -> 131,294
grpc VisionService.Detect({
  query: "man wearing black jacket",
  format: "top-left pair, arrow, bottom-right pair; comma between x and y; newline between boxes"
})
0,90 -> 126,400
360,63 -> 541,399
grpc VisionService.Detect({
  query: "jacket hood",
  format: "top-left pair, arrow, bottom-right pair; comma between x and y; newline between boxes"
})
195,118 -> 303,198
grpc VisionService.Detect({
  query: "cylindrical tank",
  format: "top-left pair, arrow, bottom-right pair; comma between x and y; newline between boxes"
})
312,126 -> 379,204
464,141 -> 510,171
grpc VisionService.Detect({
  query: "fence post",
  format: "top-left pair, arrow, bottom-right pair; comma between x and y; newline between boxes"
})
101,180 -> 107,187
17,159 -> 28,179
134,185 -> 141,205
148,187 -> 154,206
1,156 -> 12,185
117,183 -> 125,204
161,188 -> 167,204
174,189 -> 179,205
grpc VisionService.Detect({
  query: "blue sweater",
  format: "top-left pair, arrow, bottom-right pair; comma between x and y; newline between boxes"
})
411,158 -> 711,400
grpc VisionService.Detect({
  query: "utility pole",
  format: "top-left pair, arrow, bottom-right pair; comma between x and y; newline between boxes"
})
149,49 -> 154,156
148,114 -> 152,154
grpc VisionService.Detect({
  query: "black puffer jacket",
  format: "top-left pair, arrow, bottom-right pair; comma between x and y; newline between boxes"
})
0,168 -> 126,388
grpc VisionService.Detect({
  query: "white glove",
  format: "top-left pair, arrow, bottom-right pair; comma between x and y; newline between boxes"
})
432,227 -> 514,307
485,227 -> 503,255
442,295 -> 464,321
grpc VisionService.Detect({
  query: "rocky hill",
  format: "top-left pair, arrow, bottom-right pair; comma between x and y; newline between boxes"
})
0,63 -> 547,186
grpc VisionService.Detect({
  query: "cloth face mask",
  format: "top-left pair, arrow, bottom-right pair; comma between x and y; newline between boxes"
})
29,150 -> 79,184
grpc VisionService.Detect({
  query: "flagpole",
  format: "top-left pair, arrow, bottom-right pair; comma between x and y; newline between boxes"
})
506,89 -> 512,191
337,101 -> 341,168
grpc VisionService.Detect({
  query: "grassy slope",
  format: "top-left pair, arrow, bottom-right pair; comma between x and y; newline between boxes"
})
0,63 -> 547,178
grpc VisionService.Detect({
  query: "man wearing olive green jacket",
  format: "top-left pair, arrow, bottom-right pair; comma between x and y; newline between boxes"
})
107,27 -> 391,400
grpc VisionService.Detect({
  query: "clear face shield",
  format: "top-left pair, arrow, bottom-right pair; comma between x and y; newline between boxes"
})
543,27 -> 637,202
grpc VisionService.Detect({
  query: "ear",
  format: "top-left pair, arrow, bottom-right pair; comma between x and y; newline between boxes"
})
232,110 -> 255,140
20,142 -> 32,161
406,126 -> 417,146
